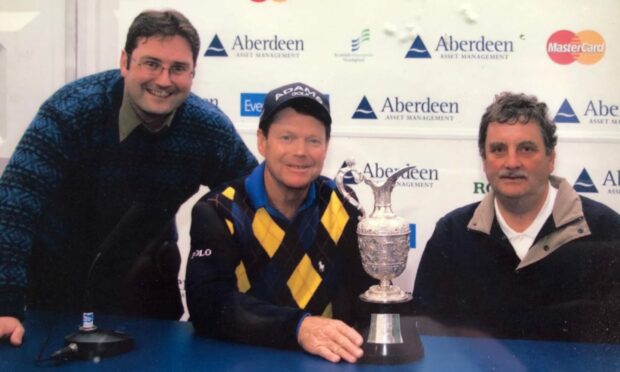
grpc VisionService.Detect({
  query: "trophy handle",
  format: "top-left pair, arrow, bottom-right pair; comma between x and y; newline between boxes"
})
335,159 -> 366,217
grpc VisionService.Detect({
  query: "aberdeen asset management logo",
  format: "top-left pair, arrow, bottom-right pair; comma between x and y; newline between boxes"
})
574,168 -> 620,195
352,96 -> 377,119
339,161 -> 359,185
405,36 -> 431,58
584,99 -> 620,124
573,168 -> 598,193
547,30 -> 605,65
204,35 -> 228,57
407,34 -> 515,60
338,161 -> 439,189
352,95 -> 458,122
554,99 -> 579,123
204,33 -> 304,58
554,98 -> 620,125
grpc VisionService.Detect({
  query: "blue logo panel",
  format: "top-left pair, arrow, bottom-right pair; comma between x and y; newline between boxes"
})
240,93 -> 267,117
409,223 -> 416,248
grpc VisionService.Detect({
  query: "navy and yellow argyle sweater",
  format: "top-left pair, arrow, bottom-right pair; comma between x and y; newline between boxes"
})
186,164 -> 374,349
0,70 -> 257,319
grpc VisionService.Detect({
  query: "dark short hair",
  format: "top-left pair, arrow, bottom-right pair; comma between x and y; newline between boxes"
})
259,101 -> 331,140
478,92 -> 557,158
124,9 -> 200,66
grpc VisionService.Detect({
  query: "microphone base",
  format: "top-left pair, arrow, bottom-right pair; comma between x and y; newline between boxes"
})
64,328 -> 134,360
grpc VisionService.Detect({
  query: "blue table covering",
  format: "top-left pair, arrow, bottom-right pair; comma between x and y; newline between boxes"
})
1,311 -> 619,371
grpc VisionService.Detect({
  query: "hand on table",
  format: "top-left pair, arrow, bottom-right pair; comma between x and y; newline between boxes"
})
297,315 -> 363,363
0,317 -> 24,346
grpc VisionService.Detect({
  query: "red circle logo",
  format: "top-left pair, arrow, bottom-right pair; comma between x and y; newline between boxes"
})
547,30 -> 605,65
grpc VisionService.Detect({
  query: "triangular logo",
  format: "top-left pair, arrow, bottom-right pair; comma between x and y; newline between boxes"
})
339,161 -> 359,185
204,34 -> 228,57
352,96 -> 377,119
573,168 -> 598,193
554,99 -> 579,123
405,36 -> 431,58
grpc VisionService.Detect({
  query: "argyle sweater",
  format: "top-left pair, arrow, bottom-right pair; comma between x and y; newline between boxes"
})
186,170 -> 374,349
0,70 -> 257,319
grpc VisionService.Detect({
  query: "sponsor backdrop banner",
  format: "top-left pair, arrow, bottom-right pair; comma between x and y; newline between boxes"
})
117,0 -> 620,290
1,0 -> 618,308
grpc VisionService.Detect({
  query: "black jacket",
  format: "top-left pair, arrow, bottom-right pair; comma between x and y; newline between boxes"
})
413,177 -> 620,343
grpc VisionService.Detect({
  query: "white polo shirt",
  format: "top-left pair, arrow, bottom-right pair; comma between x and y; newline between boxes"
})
495,183 -> 558,260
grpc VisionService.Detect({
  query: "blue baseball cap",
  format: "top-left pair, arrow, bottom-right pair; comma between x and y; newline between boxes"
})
259,82 -> 331,128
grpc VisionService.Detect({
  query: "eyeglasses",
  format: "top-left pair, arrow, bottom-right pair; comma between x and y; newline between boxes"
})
132,58 -> 194,80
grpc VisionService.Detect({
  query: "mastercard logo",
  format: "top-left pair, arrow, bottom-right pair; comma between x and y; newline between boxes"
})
547,30 -> 605,65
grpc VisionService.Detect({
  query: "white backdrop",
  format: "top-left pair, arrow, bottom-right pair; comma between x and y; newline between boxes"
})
1,0 -> 619,319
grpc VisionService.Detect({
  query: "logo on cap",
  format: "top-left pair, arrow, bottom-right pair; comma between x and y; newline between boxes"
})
274,85 -> 325,105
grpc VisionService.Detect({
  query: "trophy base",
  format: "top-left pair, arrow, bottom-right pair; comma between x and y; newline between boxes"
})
360,284 -> 411,303
355,300 -> 424,365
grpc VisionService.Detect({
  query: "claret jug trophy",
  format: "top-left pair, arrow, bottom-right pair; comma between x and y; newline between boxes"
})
336,159 -> 423,364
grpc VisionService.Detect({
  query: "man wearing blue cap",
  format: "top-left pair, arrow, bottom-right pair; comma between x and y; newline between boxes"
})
186,82 -> 374,363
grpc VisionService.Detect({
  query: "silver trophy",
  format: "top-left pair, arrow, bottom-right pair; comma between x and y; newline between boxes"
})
336,159 -> 423,364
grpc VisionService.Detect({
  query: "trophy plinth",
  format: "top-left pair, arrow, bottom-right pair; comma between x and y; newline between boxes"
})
356,301 -> 424,365
336,160 -> 424,365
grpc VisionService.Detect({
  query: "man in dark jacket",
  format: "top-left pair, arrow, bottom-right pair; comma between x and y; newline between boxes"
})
412,92 -> 620,343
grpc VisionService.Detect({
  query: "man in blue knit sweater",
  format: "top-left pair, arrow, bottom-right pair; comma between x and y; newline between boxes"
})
412,92 -> 620,343
186,83 -> 374,363
0,10 -> 256,346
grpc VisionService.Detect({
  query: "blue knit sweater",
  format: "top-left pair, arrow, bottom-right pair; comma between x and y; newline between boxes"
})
0,70 -> 257,319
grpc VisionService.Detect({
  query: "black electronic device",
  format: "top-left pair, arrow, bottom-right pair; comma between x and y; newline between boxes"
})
50,203 -> 175,361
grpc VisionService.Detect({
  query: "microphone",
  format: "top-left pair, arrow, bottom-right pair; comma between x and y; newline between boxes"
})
60,202 -> 176,360
50,343 -> 78,361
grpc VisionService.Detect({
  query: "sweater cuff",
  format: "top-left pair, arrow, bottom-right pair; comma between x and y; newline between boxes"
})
295,312 -> 311,339
0,288 -> 26,320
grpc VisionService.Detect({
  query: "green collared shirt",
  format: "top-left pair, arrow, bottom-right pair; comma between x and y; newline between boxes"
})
118,90 -> 175,142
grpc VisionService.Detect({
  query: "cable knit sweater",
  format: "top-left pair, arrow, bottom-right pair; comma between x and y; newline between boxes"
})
0,70 -> 257,319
